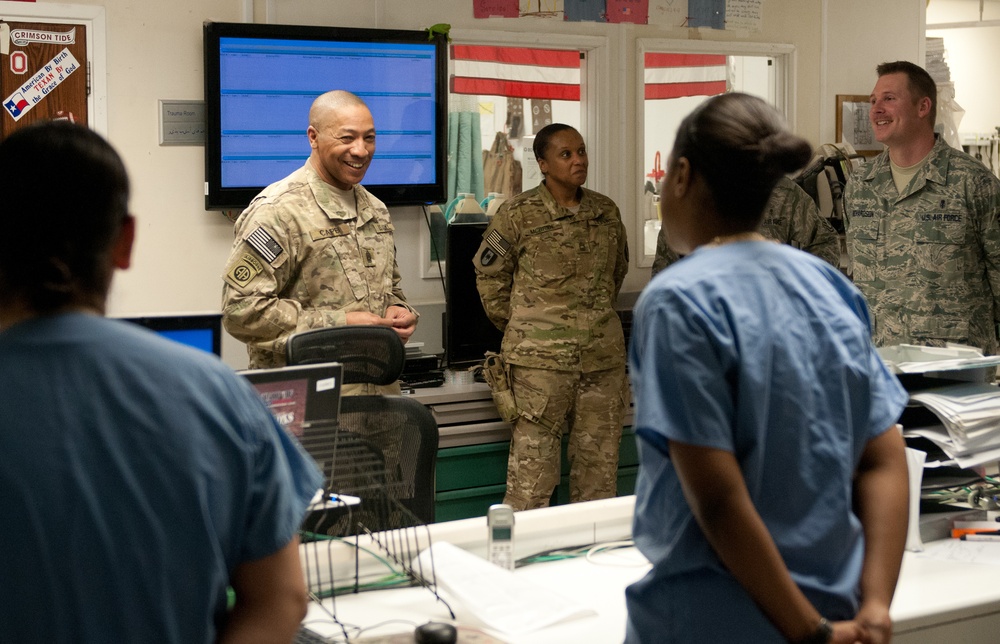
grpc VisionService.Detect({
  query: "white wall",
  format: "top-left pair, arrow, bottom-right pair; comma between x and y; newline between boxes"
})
7,0 -> 924,369
819,0 -> 926,144
927,0 -> 1000,141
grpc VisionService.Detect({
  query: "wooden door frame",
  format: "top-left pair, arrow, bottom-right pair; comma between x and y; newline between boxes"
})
0,1 -> 106,135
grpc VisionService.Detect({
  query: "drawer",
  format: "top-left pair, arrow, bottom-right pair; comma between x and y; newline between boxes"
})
436,441 -> 510,491
435,484 -> 507,522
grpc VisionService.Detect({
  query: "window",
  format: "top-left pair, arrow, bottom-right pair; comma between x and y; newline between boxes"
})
420,29 -> 609,277
635,40 -> 793,267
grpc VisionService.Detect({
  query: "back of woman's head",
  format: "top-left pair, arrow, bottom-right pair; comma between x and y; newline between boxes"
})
672,92 -> 812,226
0,121 -> 130,313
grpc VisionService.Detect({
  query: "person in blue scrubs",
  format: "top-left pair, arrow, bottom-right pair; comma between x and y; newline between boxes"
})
626,93 -> 909,644
0,122 -> 322,643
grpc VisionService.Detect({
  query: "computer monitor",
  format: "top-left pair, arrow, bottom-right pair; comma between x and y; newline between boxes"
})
444,222 -> 503,369
119,313 -> 223,356
239,362 -> 343,438
203,21 -> 447,210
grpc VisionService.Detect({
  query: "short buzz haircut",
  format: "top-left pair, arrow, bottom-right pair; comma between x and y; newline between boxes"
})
309,90 -> 368,130
876,61 -> 937,127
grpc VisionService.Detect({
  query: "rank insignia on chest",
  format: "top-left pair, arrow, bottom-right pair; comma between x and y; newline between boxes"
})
363,247 -> 375,267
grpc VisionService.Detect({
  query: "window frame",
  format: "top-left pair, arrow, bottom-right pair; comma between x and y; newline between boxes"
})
419,28 -> 611,279
633,38 -> 795,269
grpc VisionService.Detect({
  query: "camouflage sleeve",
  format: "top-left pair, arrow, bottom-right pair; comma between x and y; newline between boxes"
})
651,220 -> 680,277
970,171 -> 1000,328
220,205 -> 336,353
842,176 -> 861,278
781,180 -> 841,267
473,202 -> 518,332
388,256 -> 418,317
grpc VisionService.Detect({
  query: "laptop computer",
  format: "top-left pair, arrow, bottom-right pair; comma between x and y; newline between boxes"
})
239,362 -> 343,439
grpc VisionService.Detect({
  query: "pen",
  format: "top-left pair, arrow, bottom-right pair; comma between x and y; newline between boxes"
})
961,533 -> 1000,542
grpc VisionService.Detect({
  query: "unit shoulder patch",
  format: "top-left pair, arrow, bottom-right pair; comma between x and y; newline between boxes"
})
225,253 -> 265,289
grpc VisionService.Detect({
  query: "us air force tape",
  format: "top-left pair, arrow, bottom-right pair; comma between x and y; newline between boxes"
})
480,229 -> 511,267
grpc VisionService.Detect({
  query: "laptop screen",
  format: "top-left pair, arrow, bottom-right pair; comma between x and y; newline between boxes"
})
239,362 -> 343,438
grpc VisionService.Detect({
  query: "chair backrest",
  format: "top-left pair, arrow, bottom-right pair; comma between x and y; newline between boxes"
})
301,395 -> 438,533
286,325 -> 405,385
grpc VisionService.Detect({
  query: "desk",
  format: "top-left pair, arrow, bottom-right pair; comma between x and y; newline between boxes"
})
408,383 -> 638,521
299,497 -> 1000,643
407,382 -> 634,450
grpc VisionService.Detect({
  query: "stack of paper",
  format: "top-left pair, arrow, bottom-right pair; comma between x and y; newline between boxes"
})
413,541 -> 596,637
879,343 -> 1000,380
905,383 -> 1000,468
925,37 -> 952,84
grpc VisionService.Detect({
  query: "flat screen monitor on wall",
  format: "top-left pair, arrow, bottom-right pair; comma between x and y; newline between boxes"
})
203,21 -> 447,210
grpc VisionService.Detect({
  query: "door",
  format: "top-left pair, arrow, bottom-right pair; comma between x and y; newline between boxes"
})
1,20 -> 88,138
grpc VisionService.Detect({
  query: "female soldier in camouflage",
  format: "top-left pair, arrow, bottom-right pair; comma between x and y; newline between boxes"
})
474,123 -> 629,511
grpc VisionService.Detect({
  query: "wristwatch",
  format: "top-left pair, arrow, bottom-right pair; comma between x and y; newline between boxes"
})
797,617 -> 833,644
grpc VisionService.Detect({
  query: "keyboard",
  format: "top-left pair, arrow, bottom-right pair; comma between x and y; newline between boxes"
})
294,625 -> 330,644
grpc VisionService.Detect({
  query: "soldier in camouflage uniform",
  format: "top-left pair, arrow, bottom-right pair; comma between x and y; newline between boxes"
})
845,61 -> 1000,355
474,123 -> 630,511
222,91 -> 418,392
651,176 -> 841,276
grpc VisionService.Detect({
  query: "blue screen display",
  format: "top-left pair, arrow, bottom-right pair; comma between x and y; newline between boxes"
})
158,329 -> 216,354
119,315 -> 222,357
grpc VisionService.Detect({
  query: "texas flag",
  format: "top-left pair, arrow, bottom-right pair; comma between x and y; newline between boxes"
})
4,93 -> 30,120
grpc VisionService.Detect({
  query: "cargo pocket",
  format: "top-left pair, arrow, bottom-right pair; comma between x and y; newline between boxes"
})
909,315 -> 969,346
510,366 -> 555,429
912,220 -> 964,277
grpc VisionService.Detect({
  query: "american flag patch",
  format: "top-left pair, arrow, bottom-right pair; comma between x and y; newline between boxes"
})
246,227 -> 284,264
485,229 -> 511,257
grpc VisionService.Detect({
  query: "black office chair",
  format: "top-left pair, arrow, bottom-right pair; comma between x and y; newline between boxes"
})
287,325 -> 438,534
286,324 -> 405,385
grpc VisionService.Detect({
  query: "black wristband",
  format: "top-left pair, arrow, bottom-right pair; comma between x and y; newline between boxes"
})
796,618 -> 832,644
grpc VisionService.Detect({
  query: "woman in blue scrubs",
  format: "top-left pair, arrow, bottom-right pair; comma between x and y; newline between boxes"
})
626,93 -> 909,644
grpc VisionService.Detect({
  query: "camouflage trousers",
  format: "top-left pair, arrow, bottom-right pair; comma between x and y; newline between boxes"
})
503,364 -> 629,511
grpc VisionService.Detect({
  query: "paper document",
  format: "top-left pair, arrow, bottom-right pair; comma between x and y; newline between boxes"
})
878,343 -> 1000,376
413,541 -> 596,636
904,447 -> 927,553
910,384 -> 1000,444
916,538 -> 1000,566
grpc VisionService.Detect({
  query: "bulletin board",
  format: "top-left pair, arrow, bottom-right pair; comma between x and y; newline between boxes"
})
835,94 -> 882,157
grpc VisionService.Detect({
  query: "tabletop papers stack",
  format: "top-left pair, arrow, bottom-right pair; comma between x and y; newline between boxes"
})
906,383 -> 1000,469
878,345 -> 1000,469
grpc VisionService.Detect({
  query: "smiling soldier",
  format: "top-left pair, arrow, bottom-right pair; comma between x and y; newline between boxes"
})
844,61 -> 1000,355
221,90 -> 418,392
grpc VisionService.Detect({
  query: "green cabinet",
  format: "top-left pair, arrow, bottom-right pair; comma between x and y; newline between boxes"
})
434,427 -> 638,521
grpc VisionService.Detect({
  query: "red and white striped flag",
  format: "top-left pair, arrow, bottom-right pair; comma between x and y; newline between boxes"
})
450,45 -> 727,102
644,53 -> 728,100
450,44 -> 580,100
